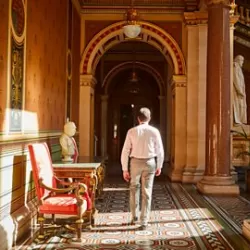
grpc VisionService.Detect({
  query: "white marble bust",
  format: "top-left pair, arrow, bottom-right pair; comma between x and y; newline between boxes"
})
60,121 -> 77,162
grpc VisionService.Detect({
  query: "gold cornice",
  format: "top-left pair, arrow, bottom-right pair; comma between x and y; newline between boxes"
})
183,11 -> 208,25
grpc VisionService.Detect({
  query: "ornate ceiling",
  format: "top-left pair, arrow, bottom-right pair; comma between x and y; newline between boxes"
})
78,0 -> 198,11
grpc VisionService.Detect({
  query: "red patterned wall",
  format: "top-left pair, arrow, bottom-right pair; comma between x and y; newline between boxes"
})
71,5 -> 81,127
85,20 -> 119,46
153,21 -> 182,47
25,0 -> 67,131
0,0 -> 9,131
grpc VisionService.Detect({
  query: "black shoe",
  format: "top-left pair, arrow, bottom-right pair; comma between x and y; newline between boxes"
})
130,217 -> 138,225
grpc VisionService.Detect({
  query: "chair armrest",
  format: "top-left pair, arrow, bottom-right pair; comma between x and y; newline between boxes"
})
54,175 -> 73,186
39,179 -> 76,193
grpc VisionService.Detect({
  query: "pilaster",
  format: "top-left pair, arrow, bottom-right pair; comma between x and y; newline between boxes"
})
158,95 -> 166,152
79,74 -> 96,157
182,11 -> 208,183
101,95 -> 109,157
167,75 -> 187,182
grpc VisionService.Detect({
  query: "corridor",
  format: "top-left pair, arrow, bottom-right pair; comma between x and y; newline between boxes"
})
16,166 -> 250,250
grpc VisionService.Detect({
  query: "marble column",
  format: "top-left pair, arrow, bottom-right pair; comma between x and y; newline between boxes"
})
79,74 -> 96,157
101,95 -> 109,156
197,0 -> 239,195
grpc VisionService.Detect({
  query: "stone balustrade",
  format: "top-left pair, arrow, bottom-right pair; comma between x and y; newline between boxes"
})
235,1 -> 250,26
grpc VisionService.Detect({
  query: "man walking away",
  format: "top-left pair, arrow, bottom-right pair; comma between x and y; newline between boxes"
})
121,107 -> 164,230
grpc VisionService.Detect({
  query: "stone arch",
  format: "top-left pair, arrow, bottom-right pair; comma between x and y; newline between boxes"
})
79,21 -> 187,181
80,21 -> 186,76
102,61 -> 165,95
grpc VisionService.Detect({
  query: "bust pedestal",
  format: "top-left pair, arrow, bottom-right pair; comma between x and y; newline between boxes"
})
62,155 -> 73,162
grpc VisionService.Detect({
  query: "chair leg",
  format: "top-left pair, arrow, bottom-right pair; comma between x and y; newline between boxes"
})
76,219 -> 83,241
91,209 -> 95,225
37,214 -> 45,239
51,214 -> 55,224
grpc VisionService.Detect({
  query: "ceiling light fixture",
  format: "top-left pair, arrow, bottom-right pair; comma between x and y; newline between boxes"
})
123,0 -> 141,39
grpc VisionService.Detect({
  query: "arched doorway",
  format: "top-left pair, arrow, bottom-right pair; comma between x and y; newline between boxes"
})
106,63 -> 161,163
79,20 -> 187,180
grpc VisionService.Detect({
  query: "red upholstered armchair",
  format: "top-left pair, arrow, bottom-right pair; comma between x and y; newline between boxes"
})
28,142 -> 89,241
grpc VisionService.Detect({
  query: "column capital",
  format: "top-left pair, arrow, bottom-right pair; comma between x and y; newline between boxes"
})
183,11 -> 208,25
171,75 -> 187,88
80,74 -> 97,88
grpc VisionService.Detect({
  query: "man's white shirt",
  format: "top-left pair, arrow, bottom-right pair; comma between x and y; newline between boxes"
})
121,123 -> 164,171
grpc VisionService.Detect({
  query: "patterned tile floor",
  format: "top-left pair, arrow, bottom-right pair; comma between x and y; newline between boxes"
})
15,176 -> 250,250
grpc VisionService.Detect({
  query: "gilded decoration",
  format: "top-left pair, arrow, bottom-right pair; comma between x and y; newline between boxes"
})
10,0 -> 25,132
11,0 -> 25,37
81,21 -> 186,76
10,37 -> 24,131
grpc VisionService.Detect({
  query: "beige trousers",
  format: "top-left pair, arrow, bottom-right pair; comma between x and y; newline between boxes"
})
129,157 -> 156,225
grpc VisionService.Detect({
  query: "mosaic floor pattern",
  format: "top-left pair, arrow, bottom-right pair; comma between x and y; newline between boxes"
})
17,180 -> 250,250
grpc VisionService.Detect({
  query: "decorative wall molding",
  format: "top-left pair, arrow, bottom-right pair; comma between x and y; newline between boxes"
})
80,21 -> 186,76
234,35 -> 250,48
184,11 -> 208,25
0,131 -> 61,143
102,61 -> 165,95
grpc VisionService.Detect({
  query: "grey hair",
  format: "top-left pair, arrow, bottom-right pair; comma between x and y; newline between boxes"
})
137,107 -> 151,122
